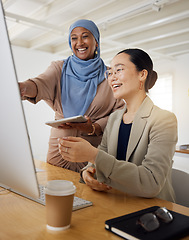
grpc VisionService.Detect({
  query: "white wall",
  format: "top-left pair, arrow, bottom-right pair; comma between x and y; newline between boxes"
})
154,53 -> 189,146
154,54 -> 189,172
12,46 -> 60,161
173,54 -> 189,146
12,46 -> 189,170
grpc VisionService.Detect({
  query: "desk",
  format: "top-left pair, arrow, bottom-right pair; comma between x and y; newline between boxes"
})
175,149 -> 189,155
0,160 -> 189,240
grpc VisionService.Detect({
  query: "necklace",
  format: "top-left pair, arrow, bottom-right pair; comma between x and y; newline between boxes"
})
123,112 -> 135,124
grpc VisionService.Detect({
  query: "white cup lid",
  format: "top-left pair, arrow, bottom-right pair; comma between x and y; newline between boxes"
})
45,180 -> 76,196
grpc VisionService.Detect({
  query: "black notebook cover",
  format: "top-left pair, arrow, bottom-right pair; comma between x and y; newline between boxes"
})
105,206 -> 189,240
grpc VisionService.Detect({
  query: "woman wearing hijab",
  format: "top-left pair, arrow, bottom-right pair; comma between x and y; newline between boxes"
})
19,19 -> 124,172
58,48 -> 177,202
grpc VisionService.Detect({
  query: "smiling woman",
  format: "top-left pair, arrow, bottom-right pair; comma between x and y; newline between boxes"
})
18,19 -> 124,172
58,48 -> 178,202
70,27 -> 97,60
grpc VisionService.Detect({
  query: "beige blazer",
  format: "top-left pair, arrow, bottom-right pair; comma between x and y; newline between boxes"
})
93,96 -> 178,202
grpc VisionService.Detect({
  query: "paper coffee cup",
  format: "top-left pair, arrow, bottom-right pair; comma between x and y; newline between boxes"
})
45,180 -> 76,231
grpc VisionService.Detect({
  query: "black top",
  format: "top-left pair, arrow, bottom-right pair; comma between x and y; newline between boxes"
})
116,119 -> 132,161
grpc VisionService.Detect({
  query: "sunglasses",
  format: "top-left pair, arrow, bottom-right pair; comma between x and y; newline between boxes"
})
136,207 -> 173,232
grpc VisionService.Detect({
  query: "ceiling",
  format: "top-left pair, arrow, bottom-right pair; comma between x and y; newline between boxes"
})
2,0 -> 189,64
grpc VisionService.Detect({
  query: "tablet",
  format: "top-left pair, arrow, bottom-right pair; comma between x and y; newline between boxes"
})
45,115 -> 87,128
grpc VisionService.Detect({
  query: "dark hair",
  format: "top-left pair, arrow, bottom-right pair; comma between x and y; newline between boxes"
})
117,48 -> 158,92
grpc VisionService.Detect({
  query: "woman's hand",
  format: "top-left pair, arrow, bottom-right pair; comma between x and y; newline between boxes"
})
58,116 -> 102,135
19,81 -> 37,100
58,116 -> 94,133
58,136 -> 98,164
59,137 -> 112,192
82,167 -> 112,192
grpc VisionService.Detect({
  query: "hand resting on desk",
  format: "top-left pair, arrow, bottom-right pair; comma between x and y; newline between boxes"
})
82,167 -> 112,192
58,137 -> 111,192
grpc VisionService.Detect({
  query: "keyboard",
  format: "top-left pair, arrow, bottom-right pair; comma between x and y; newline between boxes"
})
38,184 -> 93,211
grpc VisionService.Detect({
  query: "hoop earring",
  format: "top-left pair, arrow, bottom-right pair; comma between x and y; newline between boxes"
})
95,50 -> 98,55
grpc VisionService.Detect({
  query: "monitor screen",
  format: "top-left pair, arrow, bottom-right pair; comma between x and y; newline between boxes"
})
0,1 -> 40,199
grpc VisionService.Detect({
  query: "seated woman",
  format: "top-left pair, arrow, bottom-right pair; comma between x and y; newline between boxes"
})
58,48 -> 178,202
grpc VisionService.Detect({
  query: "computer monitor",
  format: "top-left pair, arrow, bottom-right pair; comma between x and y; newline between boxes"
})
0,0 -> 40,199
0,2 -> 94,210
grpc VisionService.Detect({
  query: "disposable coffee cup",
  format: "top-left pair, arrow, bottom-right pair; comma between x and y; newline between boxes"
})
45,180 -> 76,231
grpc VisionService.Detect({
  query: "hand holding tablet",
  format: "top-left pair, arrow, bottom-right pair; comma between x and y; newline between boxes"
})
45,115 -> 87,128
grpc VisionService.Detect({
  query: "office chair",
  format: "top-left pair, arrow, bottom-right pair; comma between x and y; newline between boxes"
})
172,168 -> 189,208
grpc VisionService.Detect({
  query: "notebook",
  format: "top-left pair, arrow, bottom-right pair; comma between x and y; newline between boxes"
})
0,0 -> 92,211
105,206 -> 189,240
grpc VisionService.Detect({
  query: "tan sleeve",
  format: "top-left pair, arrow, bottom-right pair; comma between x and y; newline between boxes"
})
27,60 -> 63,104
